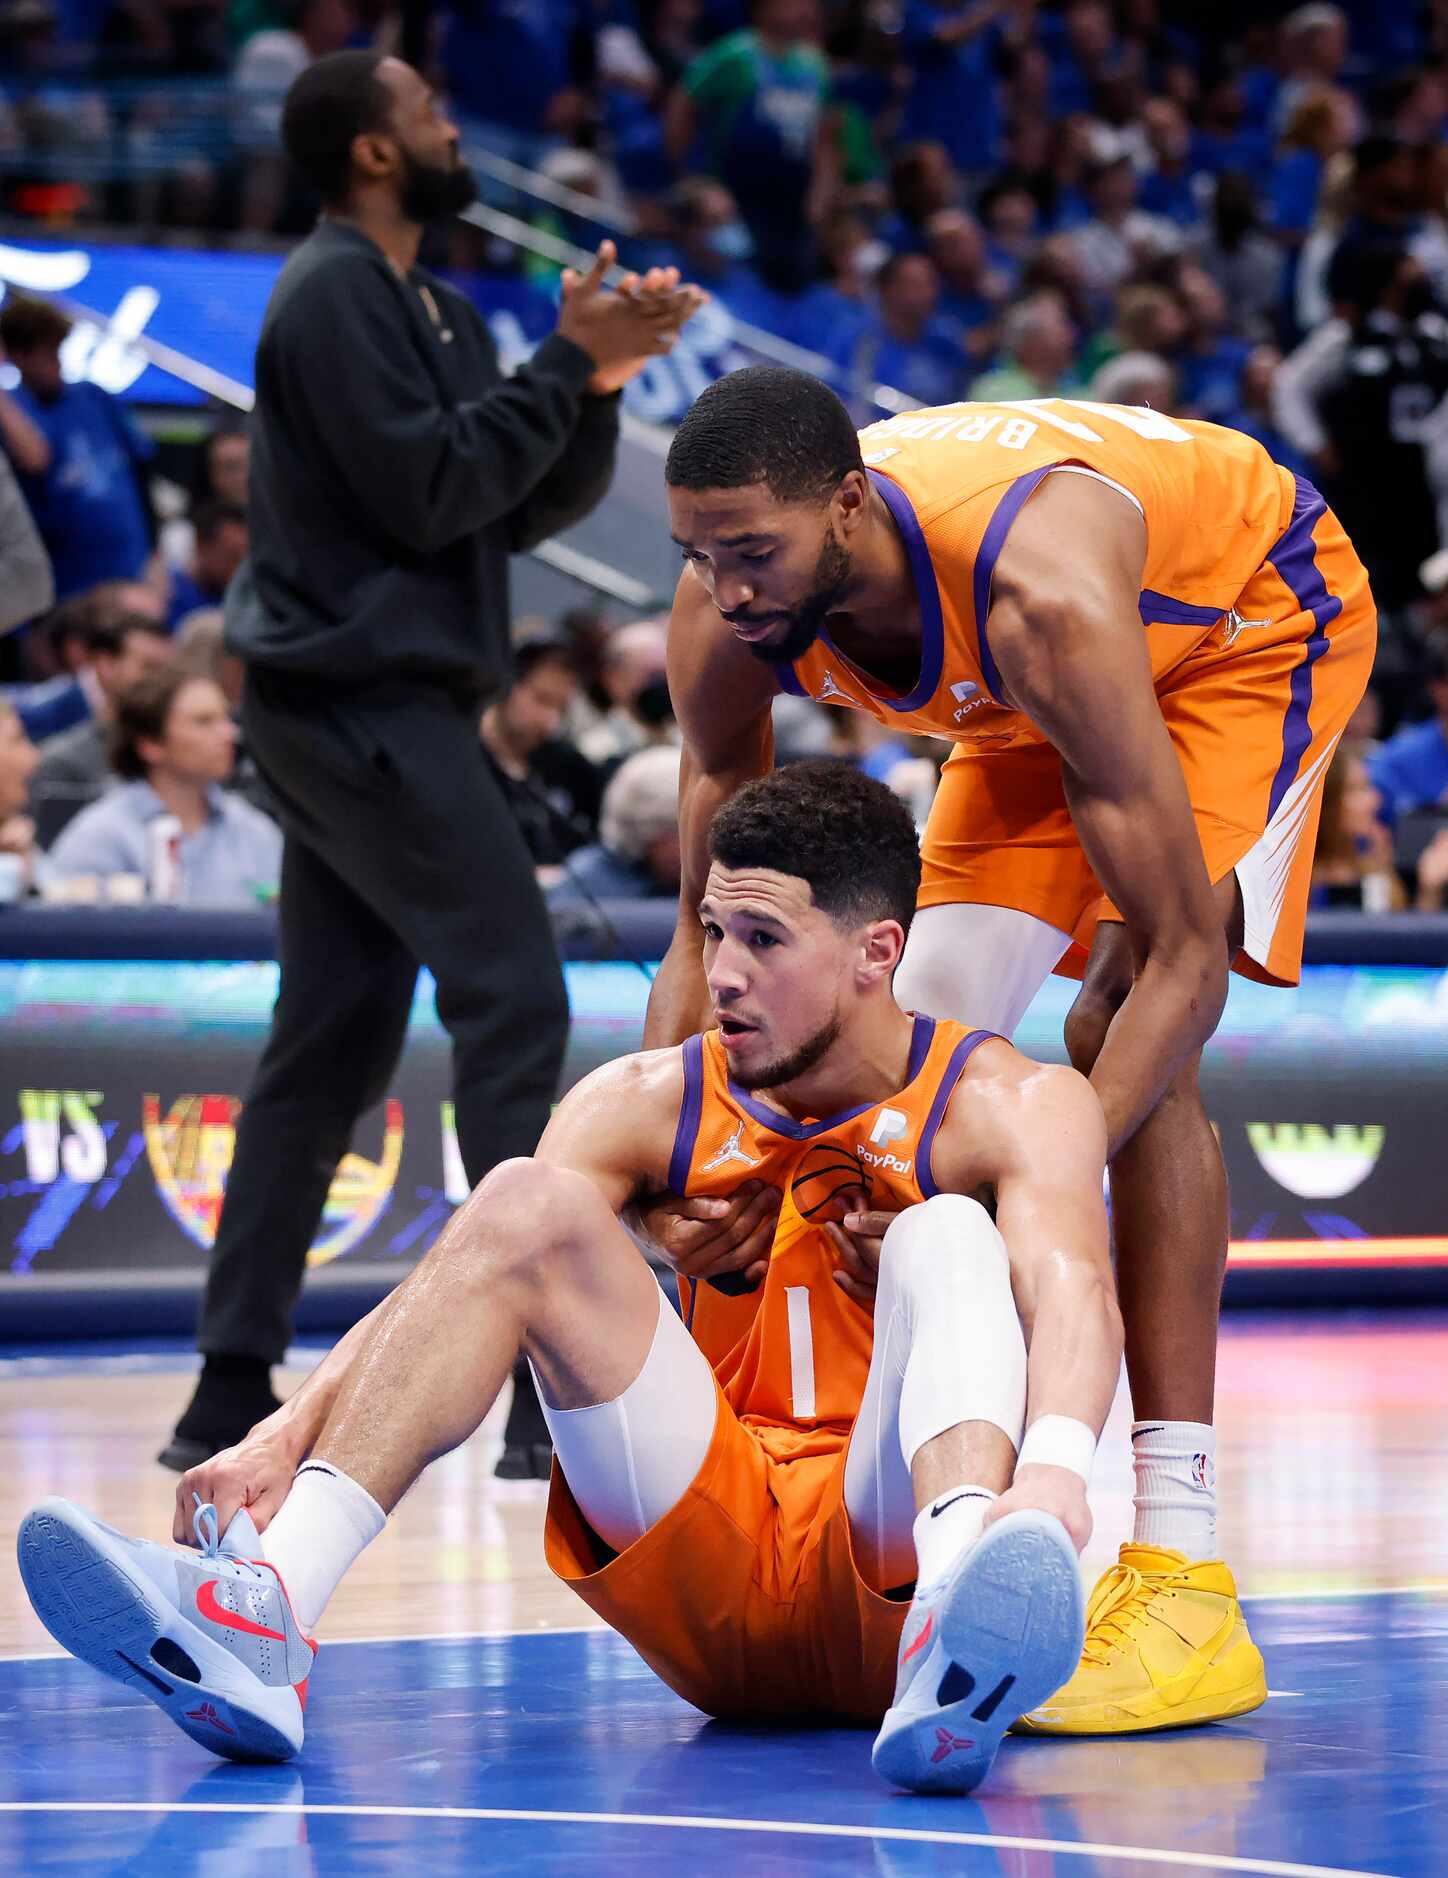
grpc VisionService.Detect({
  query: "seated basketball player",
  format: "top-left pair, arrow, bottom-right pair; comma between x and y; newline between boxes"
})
19,763 -> 1126,1796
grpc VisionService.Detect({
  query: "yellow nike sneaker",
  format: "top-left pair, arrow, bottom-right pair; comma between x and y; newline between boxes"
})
1013,1543 -> 1267,1735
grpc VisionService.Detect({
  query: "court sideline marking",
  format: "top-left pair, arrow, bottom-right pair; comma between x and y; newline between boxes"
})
0,1801 -> 1400,1878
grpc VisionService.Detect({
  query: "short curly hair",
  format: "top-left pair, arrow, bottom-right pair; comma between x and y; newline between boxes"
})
708,759 -> 920,934
665,366 -> 864,506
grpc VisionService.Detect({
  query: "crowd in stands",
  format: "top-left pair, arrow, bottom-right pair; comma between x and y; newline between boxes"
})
1,2 -> 1448,915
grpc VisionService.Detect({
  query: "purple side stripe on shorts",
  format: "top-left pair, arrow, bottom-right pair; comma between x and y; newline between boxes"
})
1265,476 -> 1342,820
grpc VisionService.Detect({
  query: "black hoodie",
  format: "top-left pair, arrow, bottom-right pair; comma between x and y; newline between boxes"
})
226,220 -> 620,694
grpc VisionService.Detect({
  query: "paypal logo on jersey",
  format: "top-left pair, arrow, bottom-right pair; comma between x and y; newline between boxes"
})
859,1106 -> 913,1174
950,680 -> 985,722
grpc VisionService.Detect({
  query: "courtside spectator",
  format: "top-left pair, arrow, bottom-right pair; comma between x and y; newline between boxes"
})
578,618 -> 677,766
1366,643 -> 1448,829
1310,744 -> 1405,913
481,636 -> 603,865
30,615 -> 174,844
167,500 -> 249,625
48,666 -> 281,905
196,419 -> 251,510
547,744 -> 681,907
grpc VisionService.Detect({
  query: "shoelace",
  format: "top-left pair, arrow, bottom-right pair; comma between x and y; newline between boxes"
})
1079,1562 -> 1165,1667
190,1494 -> 268,1583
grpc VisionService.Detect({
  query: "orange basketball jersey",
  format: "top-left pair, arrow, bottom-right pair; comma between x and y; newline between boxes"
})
776,400 -> 1315,750
669,1014 -> 997,1455
542,1014 -> 999,1722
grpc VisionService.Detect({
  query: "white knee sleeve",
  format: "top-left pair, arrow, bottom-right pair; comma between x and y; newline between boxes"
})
882,1195 -> 1028,1466
533,1288 -> 719,1554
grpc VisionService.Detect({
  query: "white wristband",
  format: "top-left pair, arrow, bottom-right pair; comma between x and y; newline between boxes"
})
1017,1415 -> 1097,1486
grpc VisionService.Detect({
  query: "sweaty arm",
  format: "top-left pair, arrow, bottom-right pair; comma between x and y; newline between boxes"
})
985,474 -> 1228,1152
272,253 -> 603,557
643,569 -> 778,1047
933,1043 -> 1120,1440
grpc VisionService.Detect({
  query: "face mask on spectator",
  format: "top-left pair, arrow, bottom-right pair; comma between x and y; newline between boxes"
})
706,221 -> 755,263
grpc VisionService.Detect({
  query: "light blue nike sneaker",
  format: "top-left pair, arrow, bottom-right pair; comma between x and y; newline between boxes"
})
17,1494 -> 315,1763
871,1510 -> 1086,1794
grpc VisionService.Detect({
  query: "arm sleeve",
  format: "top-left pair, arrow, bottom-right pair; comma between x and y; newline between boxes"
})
272,255 -> 600,556
507,388 -> 621,552
0,454 -> 54,633
1271,321 -> 1347,460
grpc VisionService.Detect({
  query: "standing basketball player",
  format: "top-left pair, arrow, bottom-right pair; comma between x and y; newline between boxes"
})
647,367 -> 1377,1733
21,764 -> 1126,1797
159,50 -> 705,1470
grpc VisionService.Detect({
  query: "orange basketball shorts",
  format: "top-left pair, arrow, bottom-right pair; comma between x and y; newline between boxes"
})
544,1381 -> 907,1724
918,478 -> 1377,986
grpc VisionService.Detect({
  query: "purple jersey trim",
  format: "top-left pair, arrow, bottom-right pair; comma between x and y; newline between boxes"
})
726,1013 -> 937,1140
972,467 -> 1057,704
668,1032 -> 706,1194
917,1028 -> 1003,1198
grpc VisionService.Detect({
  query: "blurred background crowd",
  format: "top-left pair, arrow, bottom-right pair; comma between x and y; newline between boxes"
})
1,0 -> 1447,918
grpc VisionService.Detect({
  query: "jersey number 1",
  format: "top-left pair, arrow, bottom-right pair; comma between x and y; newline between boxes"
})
785,1286 -> 816,1420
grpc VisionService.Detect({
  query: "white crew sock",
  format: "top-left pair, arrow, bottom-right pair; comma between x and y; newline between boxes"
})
259,1459 -> 387,1633
913,1486 -> 996,1589
1131,1420 -> 1216,1557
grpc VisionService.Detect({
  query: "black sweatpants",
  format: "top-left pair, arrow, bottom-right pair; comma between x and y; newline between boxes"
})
197,668 -> 569,1365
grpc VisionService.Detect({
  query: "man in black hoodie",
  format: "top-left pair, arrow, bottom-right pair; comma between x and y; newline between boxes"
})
161,49 -> 704,1468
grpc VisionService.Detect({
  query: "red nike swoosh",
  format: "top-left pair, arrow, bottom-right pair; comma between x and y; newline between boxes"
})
195,1578 -> 286,1642
902,1612 -> 934,1665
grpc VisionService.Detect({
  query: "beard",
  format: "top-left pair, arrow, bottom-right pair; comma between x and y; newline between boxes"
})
399,149 -> 479,224
734,1009 -> 842,1090
742,528 -> 855,666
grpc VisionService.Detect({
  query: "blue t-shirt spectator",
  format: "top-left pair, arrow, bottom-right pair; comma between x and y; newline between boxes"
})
1269,147 -> 1325,242
897,1 -> 1004,177
9,381 -> 154,600
1177,335 -> 1253,424
3,675 -> 89,745
1366,719 -> 1448,827
1140,167 -> 1202,231
438,0 -> 580,138
857,319 -> 972,406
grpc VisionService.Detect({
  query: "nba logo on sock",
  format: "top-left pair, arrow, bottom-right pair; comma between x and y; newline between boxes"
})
1191,1452 -> 1214,1491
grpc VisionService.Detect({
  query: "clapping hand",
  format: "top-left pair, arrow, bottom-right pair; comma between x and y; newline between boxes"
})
556,240 -> 708,394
